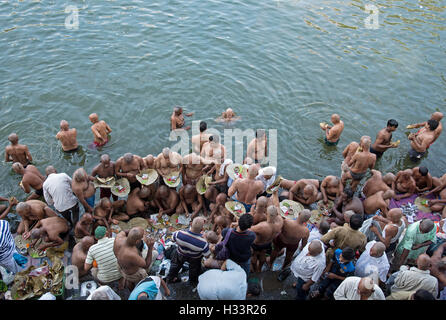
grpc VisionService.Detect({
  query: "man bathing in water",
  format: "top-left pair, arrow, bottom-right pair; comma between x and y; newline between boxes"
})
247,129 -> 268,164
321,114 -> 344,146
5,133 -> 33,167
216,108 -> 240,122
341,140 -> 360,175
89,113 -> 112,147
228,164 -> 264,212
407,119 -> 439,162
177,184 -> 206,219
12,162 -> 45,201
341,136 -> 376,192
370,119 -> 399,158
170,106 -> 194,131
191,121 -> 211,154
320,176 -> 344,204
56,120 -> 78,152
90,154 -> 117,201
407,112 -> 443,143
115,153 -> 144,191
72,168 -> 96,214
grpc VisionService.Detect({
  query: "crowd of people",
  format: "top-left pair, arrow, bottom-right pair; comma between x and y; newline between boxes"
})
0,107 -> 445,301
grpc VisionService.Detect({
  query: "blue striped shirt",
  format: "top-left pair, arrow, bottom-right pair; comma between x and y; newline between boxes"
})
173,229 -> 210,259
0,220 -> 15,262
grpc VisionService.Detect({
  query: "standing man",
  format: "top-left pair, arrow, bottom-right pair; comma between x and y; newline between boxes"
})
171,106 -> 194,131
321,114 -> 344,146
90,154 -> 117,201
55,120 -> 78,152
0,220 -> 28,274
370,119 -> 399,158
228,164 -> 264,212
247,129 -> 268,164
407,112 -> 443,143
72,168 -> 96,214
191,121 -> 210,154
407,119 -> 439,162
5,133 -> 33,167
155,148 -> 183,183
12,162 -> 45,201
43,166 -> 79,227
166,217 -> 211,287
89,113 -> 112,147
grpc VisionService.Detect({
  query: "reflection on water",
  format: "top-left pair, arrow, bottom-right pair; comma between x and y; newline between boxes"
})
0,0 -> 445,203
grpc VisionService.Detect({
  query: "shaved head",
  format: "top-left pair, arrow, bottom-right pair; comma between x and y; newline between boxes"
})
60,120 -> 69,130
358,277 -> 375,296
308,240 -> 323,256
45,165 -> 56,175
80,236 -> 95,251
89,113 -> 99,123
432,112 -> 443,122
216,193 -> 227,204
383,189 -> 395,200
16,202 -> 30,214
383,173 -> 396,184
370,241 -> 386,257
248,164 -> 259,179
127,227 -> 144,245
12,162 -> 24,174
298,209 -> 311,223
73,168 -> 87,182
266,205 -> 278,218
256,196 -> 268,208
388,208 -> 403,223
8,133 -> 18,143
191,217 -> 205,233
420,219 -> 434,233
100,154 -> 110,163
124,153 -> 134,163
417,254 -> 432,271
331,114 -> 340,123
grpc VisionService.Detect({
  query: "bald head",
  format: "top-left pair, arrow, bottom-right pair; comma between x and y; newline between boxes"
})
139,186 -> 151,198
89,113 -> 99,123
45,165 -> 56,175
73,168 -> 87,182
420,219 -> 434,233
191,217 -> 205,233
432,112 -> 443,122
256,196 -> 268,208
343,210 -> 355,223
30,228 -> 42,240
417,254 -> 432,271
124,153 -> 134,163
383,189 -> 395,200
12,162 -> 25,174
248,164 -> 259,179
308,240 -> 323,256
216,193 -> 227,205
388,208 -> 403,223
360,136 -> 372,150
100,154 -> 110,163
127,227 -> 144,245
358,277 -> 375,297
370,241 -> 386,257
145,154 -> 154,166
16,202 -> 30,215
80,236 -> 95,251
383,173 -> 396,185
331,114 -> 340,124
266,205 -> 278,218
8,133 -> 18,144
298,209 -> 311,223
303,184 -> 316,196
162,148 -> 170,158
82,213 -> 94,223
60,120 -> 69,130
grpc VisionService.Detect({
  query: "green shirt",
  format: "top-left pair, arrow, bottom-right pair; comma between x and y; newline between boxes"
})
396,221 -> 436,262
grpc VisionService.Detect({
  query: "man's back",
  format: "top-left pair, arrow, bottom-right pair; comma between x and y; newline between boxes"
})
86,237 -> 121,283
43,173 -> 77,212
389,266 -> 438,299
222,228 -> 255,263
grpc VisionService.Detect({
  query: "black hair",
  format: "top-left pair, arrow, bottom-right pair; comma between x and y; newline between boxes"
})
255,129 -> 266,138
344,188 -> 354,200
341,247 -> 355,261
210,134 -> 219,143
319,220 -> 330,235
247,282 -> 261,296
387,119 -> 398,128
428,119 -> 439,131
419,167 -> 428,176
413,289 -> 435,300
199,121 -> 207,133
349,214 -> 363,230
239,214 -> 254,231
137,293 -> 149,300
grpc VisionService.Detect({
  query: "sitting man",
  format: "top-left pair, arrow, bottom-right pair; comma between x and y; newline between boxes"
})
154,185 -> 180,219
114,227 -> 156,290
394,169 -> 417,200
311,247 -> 356,300
12,162 -> 45,200
72,168 -> 96,214
330,188 -> 364,226
72,236 -> 95,278
90,154 -> 117,201
412,166 -> 433,193
30,217 -> 70,251
362,169 -> 394,198
126,187 -> 153,218
320,176 -> 343,204
208,193 -> 232,233
288,180 -> 321,206
181,153 -> 210,186
15,200 -> 58,239
177,184 -> 206,219
94,197 -> 128,227
74,213 -> 95,243
154,147 -> 183,184
363,189 -> 395,218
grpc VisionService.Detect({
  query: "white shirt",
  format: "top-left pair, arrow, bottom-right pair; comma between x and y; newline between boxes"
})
334,276 -> 386,300
43,173 -> 78,212
307,228 -> 323,244
388,266 -> 438,300
355,241 -> 390,283
291,240 -> 326,282
197,259 -> 247,300
255,172 -> 276,191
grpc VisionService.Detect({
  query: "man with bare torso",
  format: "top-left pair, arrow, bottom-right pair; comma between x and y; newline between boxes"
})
177,184 -> 206,219
201,135 -> 226,164
247,129 -> 268,164
251,203 -> 284,273
228,164 -> 264,212
362,170 -> 393,198
216,108 -> 241,123
209,193 -> 232,233
426,173 -> 446,217
114,227 -> 155,290
5,133 -> 32,167
330,188 -> 364,225
192,121 -> 211,154
370,119 -> 399,158
12,162 -> 45,200
341,136 -> 376,192
16,200 -> 58,239
74,213 -> 95,242
0,196 -> 18,220
408,119 -> 439,162
394,169 -> 417,200
369,208 -> 406,255
269,209 -> 311,271
341,141 -> 360,176
89,113 -> 112,147
320,176 -> 344,204
115,153 -> 144,191
321,114 -> 344,146
154,185 -> 180,219
126,187 -> 152,218
155,148 -> 182,184
56,120 -> 78,152
72,236 -> 95,278
72,168 -> 96,214
363,190 -> 395,218
171,106 -> 194,131
94,198 -> 128,227
407,112 -> 443,143
90,154 -> 117,200
181,153 -> 209,186
412,167 -> 433,193
250,196 -> 268,225
143,154 -> 155,170
288,179 -> 321,205
30,216 -> 70,251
